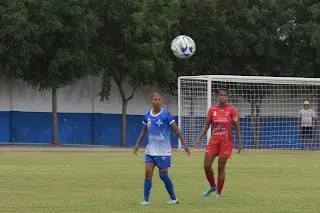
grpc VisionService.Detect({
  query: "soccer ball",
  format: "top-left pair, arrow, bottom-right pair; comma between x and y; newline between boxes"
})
171,35 -> 196,59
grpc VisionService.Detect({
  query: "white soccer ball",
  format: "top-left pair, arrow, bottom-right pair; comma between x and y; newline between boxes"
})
171,35 -> 196,59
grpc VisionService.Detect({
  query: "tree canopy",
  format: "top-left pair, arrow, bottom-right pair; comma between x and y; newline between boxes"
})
1,0 -> 318,86
0,0 -> 100,89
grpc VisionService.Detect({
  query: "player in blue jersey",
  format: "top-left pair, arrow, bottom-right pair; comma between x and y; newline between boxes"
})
134,92 -> 190,205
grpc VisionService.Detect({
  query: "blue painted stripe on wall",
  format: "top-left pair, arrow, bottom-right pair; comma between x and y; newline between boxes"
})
0,111 -> 10,142
0,111 -> 317,149
1,111 -> 178,147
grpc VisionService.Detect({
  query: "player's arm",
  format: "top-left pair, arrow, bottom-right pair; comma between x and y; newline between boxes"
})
166,111 -> 190,155
233,119 -> 242,153
135,125 -> 147,147
233,119 -> 241,141
232,108 -> 242,153
133,119 -> 147,154
170,122 -> 190,155
195,109 -> 212,144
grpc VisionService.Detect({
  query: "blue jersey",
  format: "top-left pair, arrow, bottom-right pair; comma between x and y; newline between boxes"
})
142,109 -> 175,156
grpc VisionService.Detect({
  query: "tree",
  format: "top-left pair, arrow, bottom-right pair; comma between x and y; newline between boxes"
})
93,0 -> 179,147
0,0 -> 100,144
283,0 -> 320,77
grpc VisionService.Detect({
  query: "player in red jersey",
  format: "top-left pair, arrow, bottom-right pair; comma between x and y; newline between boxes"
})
194,88 -> 242,198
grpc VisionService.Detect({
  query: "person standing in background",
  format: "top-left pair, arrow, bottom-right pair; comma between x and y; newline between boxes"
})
297,101 -> 316,150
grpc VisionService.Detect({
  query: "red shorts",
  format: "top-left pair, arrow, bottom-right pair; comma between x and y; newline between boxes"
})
205,140 -> 233,158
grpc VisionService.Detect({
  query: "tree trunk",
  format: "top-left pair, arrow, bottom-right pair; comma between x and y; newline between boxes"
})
52,86 -> 58,145
114,77 -> 137,147
9,78 -> 13,143
121,99 -> 128,147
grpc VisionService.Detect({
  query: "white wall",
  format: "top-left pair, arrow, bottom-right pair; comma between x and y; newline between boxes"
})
0,77 -> 178,115
0,76 -> 319,118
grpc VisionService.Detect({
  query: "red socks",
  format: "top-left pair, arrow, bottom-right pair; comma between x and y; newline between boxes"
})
205,169 -> 226,194
205,169 -> 216,187
217,177 -> 225,194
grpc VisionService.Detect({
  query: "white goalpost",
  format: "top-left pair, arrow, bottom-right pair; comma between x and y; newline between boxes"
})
177,75 -> 320,151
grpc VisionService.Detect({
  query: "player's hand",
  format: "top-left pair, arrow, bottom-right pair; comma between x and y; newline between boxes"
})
237,142 -> 242,154
194,139 -> 200,148
184,146 -> 191,156
133,145 -> 139,155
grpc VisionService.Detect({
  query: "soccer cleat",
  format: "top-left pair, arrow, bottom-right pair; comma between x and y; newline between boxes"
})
202,186 -> 217,196
167,199 -> 179,205
215,194 -> 221,198
140,200 -> 149,205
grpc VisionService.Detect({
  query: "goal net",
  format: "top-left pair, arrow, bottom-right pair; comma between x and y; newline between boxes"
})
177,75 -> 320,151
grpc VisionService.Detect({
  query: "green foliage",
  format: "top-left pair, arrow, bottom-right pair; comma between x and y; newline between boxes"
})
0,1 -> 40,79
93,0 -> 179,101
158,0 -> 320,96
176,0 -> 291,76
1,0 -> 319,92
284,0 -> 320,77
0,0 -> 101,89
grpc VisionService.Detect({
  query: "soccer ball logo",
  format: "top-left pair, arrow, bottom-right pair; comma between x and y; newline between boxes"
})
171,35 -> 196,59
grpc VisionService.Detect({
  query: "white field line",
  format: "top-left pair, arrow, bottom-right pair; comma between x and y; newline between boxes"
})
0,163 -> 319,168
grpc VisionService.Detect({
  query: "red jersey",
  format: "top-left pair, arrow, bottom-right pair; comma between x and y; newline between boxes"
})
207,104 -> 238,142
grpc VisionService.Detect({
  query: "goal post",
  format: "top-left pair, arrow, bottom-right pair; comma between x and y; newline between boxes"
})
177,75 -> 320,151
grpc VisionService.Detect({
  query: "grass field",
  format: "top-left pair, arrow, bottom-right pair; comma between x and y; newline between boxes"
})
1,148 -> 319,213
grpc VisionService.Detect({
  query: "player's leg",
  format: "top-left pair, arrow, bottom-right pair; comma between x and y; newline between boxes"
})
301,128 -> 306,150
202,142 -> 218,196
156,156 -> 178,204
307,128 -> 313,150
216,142 -> 233,198
301,136 -> 305,150
159,167 -> 178,204
141,154 -> 155,205
216,156 -> 228,198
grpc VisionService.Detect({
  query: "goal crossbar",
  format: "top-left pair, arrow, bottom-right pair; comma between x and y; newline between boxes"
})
178,75 -> 320,85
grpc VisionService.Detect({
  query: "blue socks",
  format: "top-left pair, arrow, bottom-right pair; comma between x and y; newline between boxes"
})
159,169 -> 176,200
144,179 -> 152,201
143,169 -> 176,202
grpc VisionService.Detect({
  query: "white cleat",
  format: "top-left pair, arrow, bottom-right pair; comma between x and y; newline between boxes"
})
140,200 -> 149,205
167,199 -> 179,205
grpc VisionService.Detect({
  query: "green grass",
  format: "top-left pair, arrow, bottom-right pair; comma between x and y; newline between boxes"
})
0,150 -> 319,213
